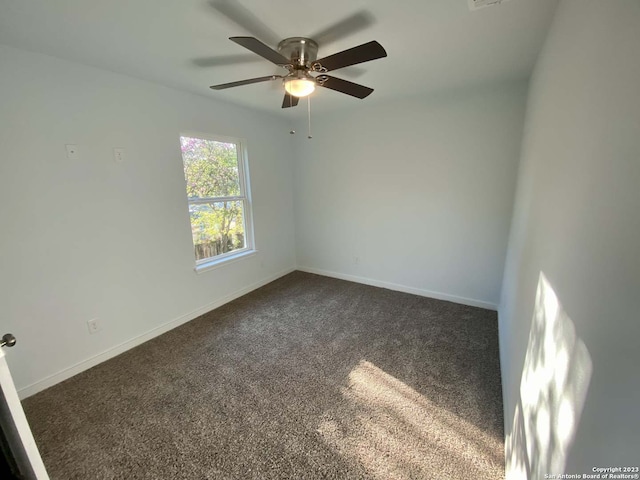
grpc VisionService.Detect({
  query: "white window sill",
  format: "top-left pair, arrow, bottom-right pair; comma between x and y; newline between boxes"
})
194,249 -> 257,274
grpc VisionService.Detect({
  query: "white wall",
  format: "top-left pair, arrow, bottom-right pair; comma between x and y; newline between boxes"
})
499,0 -> 640,477
293,82 -> 528,309
0,45 -> 296,396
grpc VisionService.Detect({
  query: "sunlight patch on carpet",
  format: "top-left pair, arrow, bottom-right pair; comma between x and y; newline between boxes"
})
318,360 -> 503,479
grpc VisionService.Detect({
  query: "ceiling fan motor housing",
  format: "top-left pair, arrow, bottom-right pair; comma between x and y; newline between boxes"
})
277,37 -> 319,68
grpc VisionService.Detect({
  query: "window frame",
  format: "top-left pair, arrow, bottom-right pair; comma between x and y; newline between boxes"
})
179,132 -> 255,272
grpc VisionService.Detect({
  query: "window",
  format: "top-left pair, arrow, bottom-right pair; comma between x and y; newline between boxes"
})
179,134 -> 254,269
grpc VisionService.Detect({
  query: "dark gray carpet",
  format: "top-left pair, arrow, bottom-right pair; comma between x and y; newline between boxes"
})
23,271 -> 504,479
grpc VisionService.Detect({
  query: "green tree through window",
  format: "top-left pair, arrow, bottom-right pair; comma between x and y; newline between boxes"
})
180,135 -> 252,264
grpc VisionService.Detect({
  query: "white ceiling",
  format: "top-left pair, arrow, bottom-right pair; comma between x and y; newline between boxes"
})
0,0 -> 559,115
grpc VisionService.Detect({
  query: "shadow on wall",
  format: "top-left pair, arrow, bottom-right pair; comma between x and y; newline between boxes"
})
317,360 -> 504,479
506,273 -> 592,479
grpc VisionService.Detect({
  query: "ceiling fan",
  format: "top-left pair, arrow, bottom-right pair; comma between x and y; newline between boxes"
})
209,36 -> 387,108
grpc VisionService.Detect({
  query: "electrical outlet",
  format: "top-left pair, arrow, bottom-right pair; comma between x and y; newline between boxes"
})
113,148 -> 125,163
87,318 -> 101,334
354,256 -> 360,265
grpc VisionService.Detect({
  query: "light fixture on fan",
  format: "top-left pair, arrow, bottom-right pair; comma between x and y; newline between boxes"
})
284,74 -> 315,98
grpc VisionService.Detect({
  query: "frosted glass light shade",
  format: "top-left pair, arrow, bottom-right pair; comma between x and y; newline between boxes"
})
284,78 -> 315,97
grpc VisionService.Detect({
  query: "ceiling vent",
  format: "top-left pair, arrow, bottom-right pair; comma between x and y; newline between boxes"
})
468,0 -> 512,11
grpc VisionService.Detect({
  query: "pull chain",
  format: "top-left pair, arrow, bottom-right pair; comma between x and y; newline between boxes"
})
307,95 -> 312,139
289,92 -> 296,135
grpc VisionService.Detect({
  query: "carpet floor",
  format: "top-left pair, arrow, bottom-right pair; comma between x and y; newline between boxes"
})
23,271 -> 505,479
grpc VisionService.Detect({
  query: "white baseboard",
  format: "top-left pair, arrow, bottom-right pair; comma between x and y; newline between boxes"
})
18,267 -> 296,399
297,266 -> 498,311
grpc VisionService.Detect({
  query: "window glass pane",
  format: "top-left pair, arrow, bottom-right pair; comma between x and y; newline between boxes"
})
180,136 -> 241,198
189,201 -> 246,261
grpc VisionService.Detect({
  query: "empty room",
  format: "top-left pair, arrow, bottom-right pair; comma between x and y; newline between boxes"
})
0,0 -> 638,479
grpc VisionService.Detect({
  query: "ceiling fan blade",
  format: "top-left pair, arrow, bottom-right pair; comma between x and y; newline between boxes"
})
209,1 -> 281,46
210,75 -> 282,90
309,11 -> 375,46
230,37 -> 291,66
192,54 -> 260,68
282,93 -> 300,109
315,41 -> 387,72
317,76 -> 374,99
